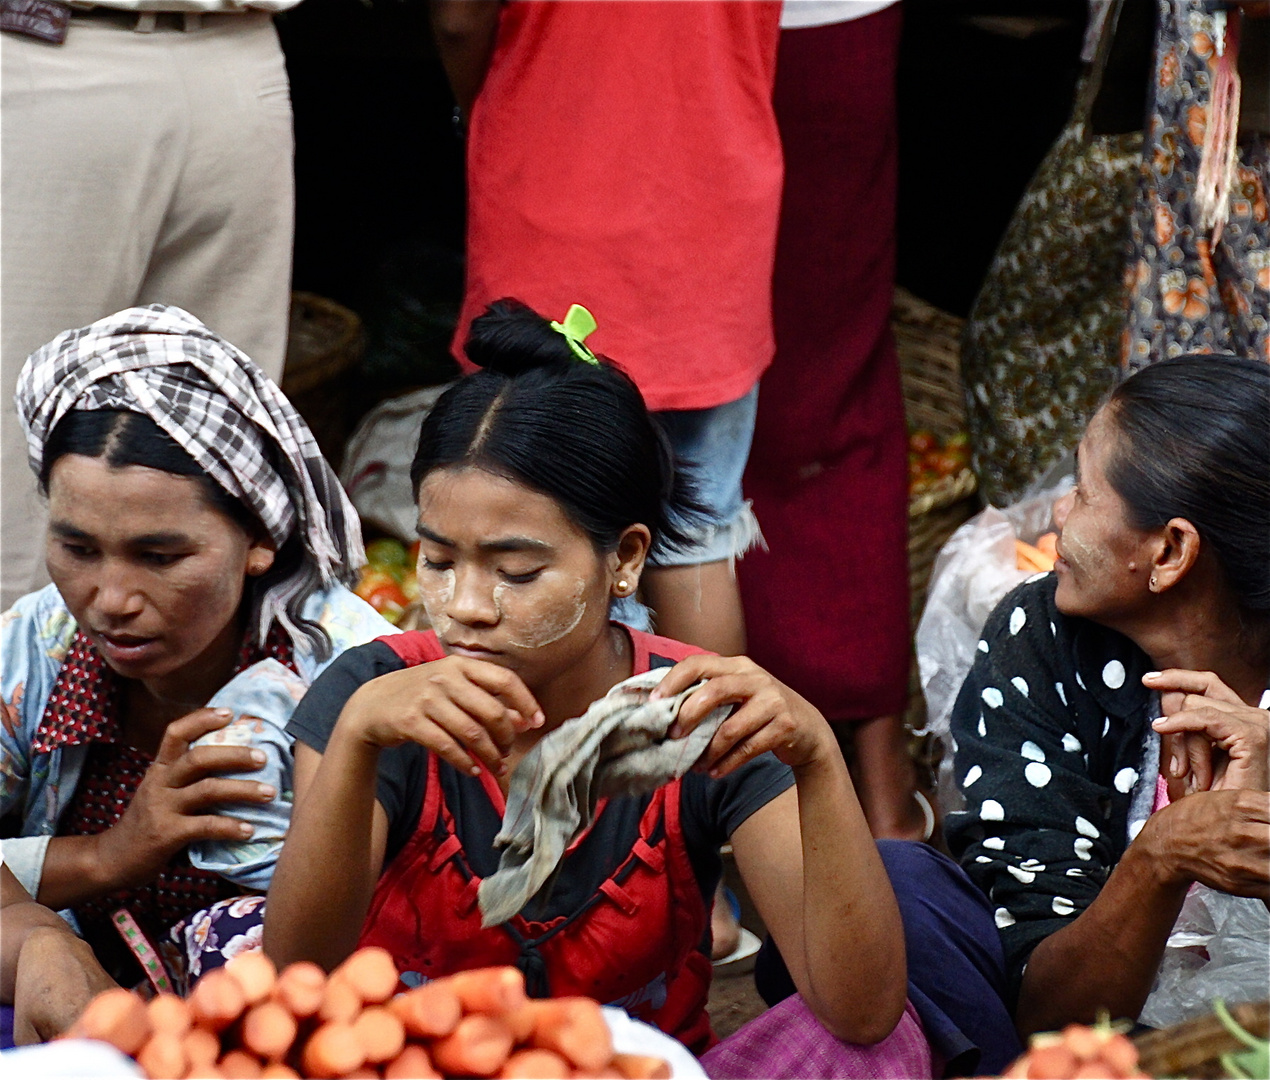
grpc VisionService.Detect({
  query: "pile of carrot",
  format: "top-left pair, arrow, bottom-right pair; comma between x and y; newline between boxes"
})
999,1021 -> 1148,1079
60,949 -> 670,1079
1015,532 -> 1059,573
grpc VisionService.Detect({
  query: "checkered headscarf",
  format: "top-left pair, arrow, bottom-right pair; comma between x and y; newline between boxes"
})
16,305 -> 365,650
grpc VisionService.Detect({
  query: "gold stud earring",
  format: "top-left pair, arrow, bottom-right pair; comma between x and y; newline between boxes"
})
617,580 -> 629,595
1149,574 -> 1158,590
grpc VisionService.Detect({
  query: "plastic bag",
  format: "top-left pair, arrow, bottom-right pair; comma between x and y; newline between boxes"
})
1139,885 -> 1270,1030
339,384 -> 452,541
914,471 -> 1073,811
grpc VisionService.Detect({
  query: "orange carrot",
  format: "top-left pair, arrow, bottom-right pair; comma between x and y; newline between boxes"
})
259,1066 -> 301,1080
1026,1045 -> 1079,1080
525,998 -> 612,1074
448,966 -> 528,1016
189,969 -> 247,1032
219,1049 -> 264,1079
272,961 -> 327,1019
1035,532 -> 1059,560
387,982 -> 462,1040
331,946 -> 400,1004
241,1001 -> 298,1062
610,1053 -> 672,1080
147,994 -> 193,1039
318,978 -> 363,1025
136,1032 -> 189,1079
498,1048 -> 572,1078
1100,1033 -> 1141,1077
224,951 -> 278,1006
430,1013 -> 516,1077
182,1026 -> 222,1074
76,988 -> 154,1055
342,1070 -> 379,1079
383,1044 -> 441,1080
351,1005 -> 406,1064
577,1067 -> 623,1079
301,1021 -> 367,1079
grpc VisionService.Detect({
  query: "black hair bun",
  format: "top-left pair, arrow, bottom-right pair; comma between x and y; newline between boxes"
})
465,298 -> 582,376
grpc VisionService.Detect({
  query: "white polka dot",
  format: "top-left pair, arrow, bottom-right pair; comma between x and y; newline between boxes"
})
1062,732 -> 1082,753
1075,816 -> 1100,838
1021,741 -> 1046,762
1065,868 -> 1085,877
975,855 -> 993,864
963,765 -> 983,787
1055,682 -> 1067,706
1075,671 -> 1086,690
982,687 -> 1003,709
1128,819 -> 1146,841
1049,621 -> 1057,637
981,799 -> 1005,821
1103,717 -> 1110,736
1025,762 -> 1052,788
1114,767 -> 1139,793
1052,896 -> 1076,916
1007,865 -> 1036,884
1009,607 -> 1027,635
1025,572 -> 1049,584
977,639 -> 989,654
978,716 -> 987,737
983,836 -> 1005,850
1102,660 -> 1126,689
1074,838 -> 1094,861
1011,676 -> 1030,697
1020,859 -> 1046,872
994,907 -> 1015,929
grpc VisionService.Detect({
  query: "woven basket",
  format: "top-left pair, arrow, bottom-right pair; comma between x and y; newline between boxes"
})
1134,1001 -> 1269,1079
282,292 -> 365,471
894,288 -> 979,749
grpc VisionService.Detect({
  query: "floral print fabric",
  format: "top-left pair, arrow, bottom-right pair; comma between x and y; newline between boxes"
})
1122,1 -> 1270,367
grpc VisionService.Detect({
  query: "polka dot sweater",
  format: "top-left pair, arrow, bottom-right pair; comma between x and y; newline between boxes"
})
945,573 -> 1158,1005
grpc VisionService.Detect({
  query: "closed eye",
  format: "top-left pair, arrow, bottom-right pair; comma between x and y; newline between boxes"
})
421,558 -> 453,572
500,568 -> 543,585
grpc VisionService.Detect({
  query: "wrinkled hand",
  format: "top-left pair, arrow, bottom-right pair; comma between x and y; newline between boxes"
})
13,926 -> 117,1044
93,708 -> 274,890
1144,789 -> 1270,900
1146,669 -> 1269,793
652,654 -> 837,775
341,656 -> 543,778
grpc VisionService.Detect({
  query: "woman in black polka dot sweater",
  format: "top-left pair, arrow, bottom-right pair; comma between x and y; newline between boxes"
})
946,353 -> 1270,1038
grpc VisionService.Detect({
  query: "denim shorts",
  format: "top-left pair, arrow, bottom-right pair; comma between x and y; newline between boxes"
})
650,384 -> 763,568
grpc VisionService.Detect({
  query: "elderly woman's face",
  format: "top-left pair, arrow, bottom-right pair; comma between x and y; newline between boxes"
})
45,455 -> 272,690
1052,409 -> 1156,623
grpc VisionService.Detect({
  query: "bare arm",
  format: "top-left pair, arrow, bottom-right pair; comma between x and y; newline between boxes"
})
1016,789 -> 1270,1036
657,656 -> 906,1045
430,0 -> 501,121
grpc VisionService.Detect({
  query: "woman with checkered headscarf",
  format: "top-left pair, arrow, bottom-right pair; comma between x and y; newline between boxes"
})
0,306 -> 393,1020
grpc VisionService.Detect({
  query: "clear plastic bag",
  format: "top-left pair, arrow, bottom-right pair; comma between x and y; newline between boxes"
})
1139,885 -> 1270,1030
914,469 -> 1073,811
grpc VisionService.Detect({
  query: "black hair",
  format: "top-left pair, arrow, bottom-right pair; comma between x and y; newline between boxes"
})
40,409 -> 329,658
410,298 -> 706,554
1104,354 -> 1270,617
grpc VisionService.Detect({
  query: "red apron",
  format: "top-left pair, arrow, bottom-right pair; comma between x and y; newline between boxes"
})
357,633 -> 717,1054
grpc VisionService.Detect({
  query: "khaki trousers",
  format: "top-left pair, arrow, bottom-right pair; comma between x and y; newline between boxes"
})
1,10 -> 294,607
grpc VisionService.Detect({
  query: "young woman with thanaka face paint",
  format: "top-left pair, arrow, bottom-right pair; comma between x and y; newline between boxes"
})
267,300 -> 909,1053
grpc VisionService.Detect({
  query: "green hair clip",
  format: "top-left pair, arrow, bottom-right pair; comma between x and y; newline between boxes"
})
550,304 -> 600,365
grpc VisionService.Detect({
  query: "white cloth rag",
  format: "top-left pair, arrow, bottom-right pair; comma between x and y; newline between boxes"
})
478,668 -> 730,927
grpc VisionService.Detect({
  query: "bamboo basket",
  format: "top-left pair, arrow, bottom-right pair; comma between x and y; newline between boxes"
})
1134,1000 -> 1269,1079
894,288 -> 980,755
282,292 -> 365,471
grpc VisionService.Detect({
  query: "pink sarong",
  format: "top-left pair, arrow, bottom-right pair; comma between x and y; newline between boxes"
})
701,996 -> 935,1079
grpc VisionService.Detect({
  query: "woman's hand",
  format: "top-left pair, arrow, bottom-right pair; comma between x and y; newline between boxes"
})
91,708 -> 275,891
1143,789 -> 1270,900
652,654 -> 837,776
338,657 -> 543,778
1146,669 -> 1269,793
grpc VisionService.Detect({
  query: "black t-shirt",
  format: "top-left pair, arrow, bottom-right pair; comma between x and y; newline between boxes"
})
287,634 -> 794,919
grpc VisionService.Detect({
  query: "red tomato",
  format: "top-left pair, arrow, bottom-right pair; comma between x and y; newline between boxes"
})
366,582 -> 409,622
908,429 -> 938,455
354,568 -> 399,603
930,450 -> 966,478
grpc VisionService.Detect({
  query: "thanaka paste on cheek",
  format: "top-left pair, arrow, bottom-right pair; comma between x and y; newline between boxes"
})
419,567 -> 456,637
499,578 -> 588,649
1059,528 -> 1106,576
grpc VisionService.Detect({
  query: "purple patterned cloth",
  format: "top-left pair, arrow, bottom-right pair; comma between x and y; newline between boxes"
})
702,996 -> 935,1079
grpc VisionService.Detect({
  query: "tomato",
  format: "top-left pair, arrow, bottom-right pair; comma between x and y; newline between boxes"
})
400,572 -> 420,602
930,450 -> 966,478
908,429 -> 938,455
365,581 -> 409,623
354,568 -> 399,602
